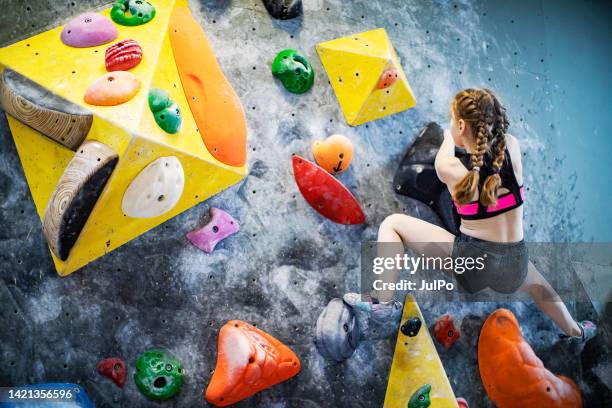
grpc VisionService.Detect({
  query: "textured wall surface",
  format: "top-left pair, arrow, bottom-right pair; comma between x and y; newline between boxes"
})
0,0 -> 611,407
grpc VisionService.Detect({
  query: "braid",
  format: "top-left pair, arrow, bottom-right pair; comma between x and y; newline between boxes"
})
480,90 -> 510,206
452,91 -> 490,204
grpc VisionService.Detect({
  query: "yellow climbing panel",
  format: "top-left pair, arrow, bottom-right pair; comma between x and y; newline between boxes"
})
383,295 -> 458,408
316,28 -> 416,126
0,0 -> 247,276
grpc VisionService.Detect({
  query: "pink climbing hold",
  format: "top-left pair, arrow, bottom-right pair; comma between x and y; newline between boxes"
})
96,357 -> 126,388
186,208 -> 239,253
433,314 -> 461,349
376,69 -> 399,89
61,13 -> 118,48
456,397 -> 469,408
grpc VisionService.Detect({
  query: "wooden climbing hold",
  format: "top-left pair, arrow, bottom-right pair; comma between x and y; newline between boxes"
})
61,12 -> 117,48
312,134 -> 353,175
292,155 -> 365,225
97,357 -> 126,388
479,309 -> 582,407
186,208 -> 239,253
42,141 -> 118,261
169,6 -> 247,167
433,314 -> 461,349
0,69 -> 92,150
105,39 -> 143,72
84,71 -> 140,106
205,320 -> 301,406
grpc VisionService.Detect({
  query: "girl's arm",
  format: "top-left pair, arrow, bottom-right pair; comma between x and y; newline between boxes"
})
435,130 -> 468,186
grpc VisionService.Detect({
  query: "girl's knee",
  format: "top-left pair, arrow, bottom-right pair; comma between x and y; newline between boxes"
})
381,213 -> 409,232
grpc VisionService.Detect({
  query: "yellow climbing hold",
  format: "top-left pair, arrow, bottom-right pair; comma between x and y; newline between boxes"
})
0,0 -> 247,276
316,28 -> 416,126
383,295 -> 458,408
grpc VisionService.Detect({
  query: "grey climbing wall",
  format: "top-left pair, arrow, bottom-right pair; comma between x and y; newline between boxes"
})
0,0 -> 611,407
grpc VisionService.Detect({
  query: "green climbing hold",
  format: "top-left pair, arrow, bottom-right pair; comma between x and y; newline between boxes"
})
134,349 -> 184,400
111,0 -> 156,26
408,384 -> 431,408
271,49 -> 314,94
148,88 -> 181,134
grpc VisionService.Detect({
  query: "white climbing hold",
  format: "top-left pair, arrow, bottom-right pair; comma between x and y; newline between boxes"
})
122,156 -> 184,218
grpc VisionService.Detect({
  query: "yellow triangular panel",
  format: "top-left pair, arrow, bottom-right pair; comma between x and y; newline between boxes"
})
315,46 -> 387,124
383,295 -> 458,408
1,0 -> 247,276
316,28 -> 417,126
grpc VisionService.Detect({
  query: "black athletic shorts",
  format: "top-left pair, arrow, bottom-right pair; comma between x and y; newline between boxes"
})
451,232 -> 528,294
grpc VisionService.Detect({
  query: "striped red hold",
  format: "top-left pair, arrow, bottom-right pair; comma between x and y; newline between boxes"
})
105,39 -> 143,72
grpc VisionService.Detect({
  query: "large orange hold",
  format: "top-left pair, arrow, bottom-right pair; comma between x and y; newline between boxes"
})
205,320 -> 301,406
478,309 -> 582,408
169,7 -> 247,167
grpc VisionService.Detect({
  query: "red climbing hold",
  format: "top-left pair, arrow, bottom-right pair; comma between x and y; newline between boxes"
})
96,357 -> 126,388
479,309 -> 582,408
105,39 -> 143,72
433,314 -> 460,349
205,320 -> 301,407
292,155 -> 365,225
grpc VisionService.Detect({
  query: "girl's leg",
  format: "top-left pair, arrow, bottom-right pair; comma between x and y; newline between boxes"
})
519,261 -> 582,337
373,214 -> 455,302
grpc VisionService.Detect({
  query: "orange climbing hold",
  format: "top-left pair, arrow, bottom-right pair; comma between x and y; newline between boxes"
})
169,7 -> 247,167
205,320 -> 301,407
478,309 -> 582,408
84,71 -> 140,106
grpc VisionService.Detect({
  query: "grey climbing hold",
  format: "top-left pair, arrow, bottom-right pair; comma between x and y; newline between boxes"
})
314,298 -> 360,362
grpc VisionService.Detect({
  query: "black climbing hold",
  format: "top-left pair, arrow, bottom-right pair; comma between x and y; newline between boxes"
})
400,316 -> 422,337
393,122 -> 466,235
314,298 -> 360,362
261,0 -> 302,20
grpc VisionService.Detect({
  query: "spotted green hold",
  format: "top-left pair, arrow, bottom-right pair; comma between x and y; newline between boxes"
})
134,349 -> 184,400
148,88 -> 181,134
407,384 -> 431,408
111,0 -> 156,26
271,49 -> 314,94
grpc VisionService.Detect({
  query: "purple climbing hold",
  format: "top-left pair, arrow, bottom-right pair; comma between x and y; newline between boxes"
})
61,13 -> 118,48
186,208 -> 239,253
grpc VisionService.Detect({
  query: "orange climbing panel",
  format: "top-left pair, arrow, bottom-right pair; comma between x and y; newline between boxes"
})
205,320 -> 301,407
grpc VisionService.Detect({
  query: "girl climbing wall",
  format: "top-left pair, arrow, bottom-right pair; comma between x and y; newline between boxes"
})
344,88 -> 597,343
